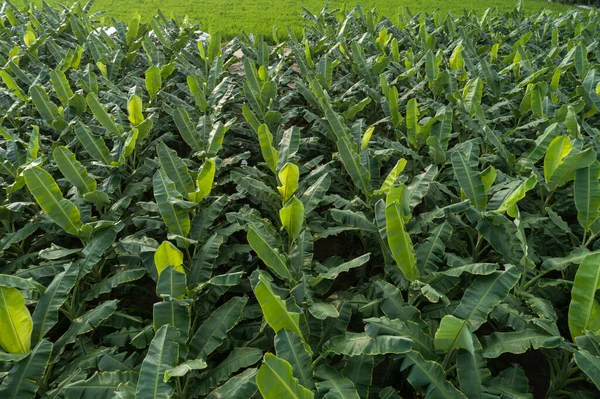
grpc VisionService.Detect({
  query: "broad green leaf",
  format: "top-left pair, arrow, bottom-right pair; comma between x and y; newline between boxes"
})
64,371 -> 138,398
454,266 -> 520,331
74,121 -> 114,165
331,209 -> 377,232
248,227 -> 292,281
451,151 -> 487,211
342,355 -> 374,398
207,120 -> 233,157
402,351 -> 466,399
254,275 -> 302,337
277,163 -> 300,203
301,173 -> 331,214
481,329 -> 561,358
86,268 -> 146,300
324,332 -> 412,355
153,298 -> 190,356
279,197 -> 304,242
164,359 -> 208,381
31,264 -> 78,345
0,287 -> 32,354
24,166 -> 83,236
196,348 -> 263,395
173,108 -> 202,151
416,221 -> 452,274
569,253 -> 600,339
154,241 -> 185,276
386,202 -> 418,281
313,254 -> 371,282
315,366 -> 360,399
53,146 -> 96,194
206,368 -> 258,399
30,85 -> 60,122
153,170 -> 191,237
543,136 -> 572,184
456,341 -> 491,399
275,330 -> 314,389
406,98 -> 421,148
157,142 -> 194,197
0,339 -> 52,398
135,325 -> 179,399
574,349 -> 600,390
50,69 -> 73,106
462,77 -> 483,116
188,296 -> 247,359
575,162 -> 600,231
336,137 -> 370,195
86,93 -> 120,135
256,353 -> 314,399
52,300 -> 118,358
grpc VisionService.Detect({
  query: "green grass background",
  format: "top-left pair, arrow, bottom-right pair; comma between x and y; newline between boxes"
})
15,0 -> 573,38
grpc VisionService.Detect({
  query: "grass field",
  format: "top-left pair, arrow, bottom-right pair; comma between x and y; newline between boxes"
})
14,0 -> 573,38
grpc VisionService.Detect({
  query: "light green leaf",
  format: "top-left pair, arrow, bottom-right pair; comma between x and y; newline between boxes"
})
24,166 -> 83,236
258,124 -> 279,173
127,94 -> 144,125
153,170 -> 191,238
277,163 -> 300,203
154,241 -> 185,276
256,353 -> 314,399
254,275 -> 302,337
189,159 -> 216,203
0,287 -> 32,354
543,136 -> 572,184
434,315 -> 473,353
279,197 -> 304,242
